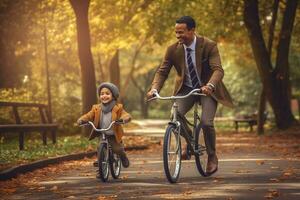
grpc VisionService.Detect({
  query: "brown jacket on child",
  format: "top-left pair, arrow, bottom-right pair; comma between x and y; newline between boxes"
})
78,103 -> 131,143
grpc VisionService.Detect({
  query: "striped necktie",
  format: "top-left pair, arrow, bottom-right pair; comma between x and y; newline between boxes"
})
186,48 -> 200,89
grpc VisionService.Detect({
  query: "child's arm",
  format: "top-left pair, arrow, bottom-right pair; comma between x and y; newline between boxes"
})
77,105 -> 96,124
120,107 -> 131,123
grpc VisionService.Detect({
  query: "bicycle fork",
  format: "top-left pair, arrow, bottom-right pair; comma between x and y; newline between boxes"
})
170,102 -> 181,154
99,134 -> 110,163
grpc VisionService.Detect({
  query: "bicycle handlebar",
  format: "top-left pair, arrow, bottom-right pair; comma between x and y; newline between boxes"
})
80,120 -> 123,132
148,88 -> 206,101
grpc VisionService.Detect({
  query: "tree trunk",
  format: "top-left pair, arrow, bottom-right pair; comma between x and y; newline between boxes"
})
70,0 -> 97,135
257,0 -> 279,134
109,49 -> 120,89
43,26 -> 53,124
97,53 -> 105,83
257,88 -> 266,134
243,0 -> 297,129
140,91 -> 148,118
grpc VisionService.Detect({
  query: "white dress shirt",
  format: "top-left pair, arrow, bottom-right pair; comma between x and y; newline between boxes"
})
183,36 -> 201,88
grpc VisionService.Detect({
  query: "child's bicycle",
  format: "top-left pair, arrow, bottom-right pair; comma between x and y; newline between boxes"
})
80,120 -> 124,182
148,88 -> 209,183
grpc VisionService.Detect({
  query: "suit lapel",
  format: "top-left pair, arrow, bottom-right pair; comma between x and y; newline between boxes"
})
175,43 -> 186,76
195,36 -> 204,80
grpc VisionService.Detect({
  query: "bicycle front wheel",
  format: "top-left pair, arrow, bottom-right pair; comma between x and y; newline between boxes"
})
194,124 -> 208,177
109,151 -> 121,179
163,124 -> 181,183
98,143 -> 109,182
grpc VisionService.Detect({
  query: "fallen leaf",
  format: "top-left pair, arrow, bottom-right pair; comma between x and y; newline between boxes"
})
264,189 -> 280,199
234,169 -> 250,173
256,160 -> 265,165
183,191 -> 192,196
38,186 -> 46,190
50,185 -> 58,190
269,178 -> 280,182
2,188 -> 16,194
66,196 -> 76,199
270,166 -> 279,169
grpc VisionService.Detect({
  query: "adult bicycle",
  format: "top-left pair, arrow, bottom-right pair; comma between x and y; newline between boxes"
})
148,88 -> 209,183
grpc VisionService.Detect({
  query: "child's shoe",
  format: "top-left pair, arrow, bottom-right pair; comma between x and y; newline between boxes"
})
120,155 -> 130,168
93,160 -> 98,167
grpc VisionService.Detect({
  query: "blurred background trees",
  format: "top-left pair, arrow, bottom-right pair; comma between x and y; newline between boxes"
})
0,0 -> 299,134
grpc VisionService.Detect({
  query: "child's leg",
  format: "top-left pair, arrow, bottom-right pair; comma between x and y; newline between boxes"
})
108,136 -> 129,168
108,136 -> 126,157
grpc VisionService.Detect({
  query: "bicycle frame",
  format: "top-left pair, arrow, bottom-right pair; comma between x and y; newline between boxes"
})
80,120 -> 124,181
150,89 -> 205,149
149,89 -> 207,182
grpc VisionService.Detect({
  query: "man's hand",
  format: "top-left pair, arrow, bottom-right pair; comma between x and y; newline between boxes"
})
146,89 -> 158,100
201,85 -> 213,95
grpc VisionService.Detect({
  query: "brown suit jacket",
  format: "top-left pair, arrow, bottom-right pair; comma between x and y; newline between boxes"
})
78,103 -> 131,143
151,36 -> 233,107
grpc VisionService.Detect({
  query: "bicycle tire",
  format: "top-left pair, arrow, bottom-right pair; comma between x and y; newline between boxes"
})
109,151 -> 121,179
194,124 -> 208,177
98,143 -> 109,182
163,124 -> 182,183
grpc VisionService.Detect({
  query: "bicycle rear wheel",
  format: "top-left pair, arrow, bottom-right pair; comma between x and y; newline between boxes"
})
98,143 -> 109,182
163,124 -> 181,183
194,124 -> 208,177
109,151 -> 121,179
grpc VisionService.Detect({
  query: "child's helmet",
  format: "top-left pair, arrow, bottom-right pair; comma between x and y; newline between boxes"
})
97,82 -> 119,100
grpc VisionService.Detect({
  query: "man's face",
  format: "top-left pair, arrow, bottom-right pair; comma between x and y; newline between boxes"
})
175,23 -> 195,45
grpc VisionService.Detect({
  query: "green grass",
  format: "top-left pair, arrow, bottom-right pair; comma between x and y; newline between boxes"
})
0,135 -> 98,170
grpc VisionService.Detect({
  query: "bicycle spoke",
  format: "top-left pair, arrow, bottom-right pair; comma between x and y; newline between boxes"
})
163,125 -> 181,183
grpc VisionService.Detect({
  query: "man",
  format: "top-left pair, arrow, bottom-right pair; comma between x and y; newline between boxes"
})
147,16 -> 233,175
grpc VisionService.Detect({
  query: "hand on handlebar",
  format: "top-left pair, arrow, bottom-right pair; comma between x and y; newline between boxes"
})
201,85 -> 213,95
115,119 -> 125,124
146,89 -> 158,101
77,119 -> 87,126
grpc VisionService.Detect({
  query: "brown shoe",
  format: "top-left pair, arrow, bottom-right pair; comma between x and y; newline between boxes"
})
206,155 -> 218,175
120,155 -> 130,168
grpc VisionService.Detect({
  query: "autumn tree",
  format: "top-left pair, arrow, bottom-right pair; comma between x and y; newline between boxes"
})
243,0 -> 298,129
69,0 -> 97,124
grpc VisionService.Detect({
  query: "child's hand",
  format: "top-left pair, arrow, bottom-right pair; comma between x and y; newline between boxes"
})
77,119 -> 87,125
115,119 -> 125,124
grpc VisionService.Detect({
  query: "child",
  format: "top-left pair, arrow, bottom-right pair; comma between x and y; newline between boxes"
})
77,82 -> 131,174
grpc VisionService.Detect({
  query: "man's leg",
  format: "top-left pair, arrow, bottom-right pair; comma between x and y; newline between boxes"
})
175,85 -> 196,159
175,87 -> 195,138
200,95 -> 218,174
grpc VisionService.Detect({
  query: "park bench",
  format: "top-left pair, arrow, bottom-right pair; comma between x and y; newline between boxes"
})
0,101 -> 58,150
233,112 -> 268,132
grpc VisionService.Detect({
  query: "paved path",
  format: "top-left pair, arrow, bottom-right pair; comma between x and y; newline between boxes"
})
2,150 -> 299,200
1,120 -> 300,199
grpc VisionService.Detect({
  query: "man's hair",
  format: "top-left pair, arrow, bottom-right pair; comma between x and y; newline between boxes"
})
176,16 -> 196,30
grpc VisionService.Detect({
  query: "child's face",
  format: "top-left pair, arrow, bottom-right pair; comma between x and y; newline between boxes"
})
100,87 -> 113,104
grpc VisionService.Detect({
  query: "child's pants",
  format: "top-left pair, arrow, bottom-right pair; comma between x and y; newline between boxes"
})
99,135 -> 126,157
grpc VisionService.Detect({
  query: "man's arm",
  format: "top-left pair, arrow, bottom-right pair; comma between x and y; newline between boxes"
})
149,46 -> 173,94
201,42 -> 224,95
207,43 -> 224,87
